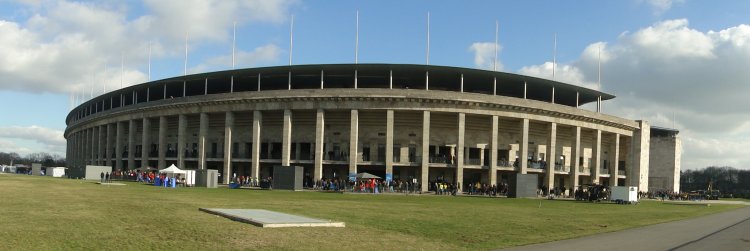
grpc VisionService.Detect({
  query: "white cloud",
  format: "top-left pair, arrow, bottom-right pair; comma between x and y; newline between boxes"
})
518,62 -> 599,90
0,139 -> 34,155
468,42 -> 503,71
0,125 -> 65,154
517,19 -> 750,169
144,0 -> 297,44
190,44 -> 283,74
0,0 -> 297,95
643,0 -> 684,15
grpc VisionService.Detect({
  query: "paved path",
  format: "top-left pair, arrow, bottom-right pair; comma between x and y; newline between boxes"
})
503,202 -> 750,251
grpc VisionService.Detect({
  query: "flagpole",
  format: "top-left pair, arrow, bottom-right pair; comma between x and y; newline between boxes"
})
120,52 -> 124,89
148,41 -> 152,81
232,21 -> 236,69
426,11 -> 430,65
494,20 -> 498,71
103,63 -> 107,93
553,33 -> 557,80
90,73 -> 94,98
355,10 -> 359,64
598,44 -> 601,90
184,31 -> 188,76
289,15 -> 294,66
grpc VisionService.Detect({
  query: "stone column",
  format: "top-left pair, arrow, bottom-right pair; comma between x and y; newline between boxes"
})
90,127 -> 95,164
490,116 -> 498,186
81,129 -> 86,165
592,129 -> 602,184
281,109 -> 292,166
198,113 -> 208,170
385,110 -> 394,180
613,133 -> 620,186
106,123 -> 112,167
98,125 -> 105,165
141,117 -> 151,168
72,132 -> 78,168
72,132 -> 77,169
519,118 -> 529,174
349,110 -> 359,178
71,132 -> 76,168
223,111 -> 234,184
65,135 -> 70,169
571,126 -> 581,194
115,121 -> 123,170
632,120 -> 650,192
314,109 -> 324,182
456,113 -> 465,192
158,116 -> 167,169
177,114 -> 187,169
128,119 -> 136,170
79,131 -> 84,167
479,145 -> 486,166
420,111 -> 430,192
251,111 -> 262,179
546,123 -> 557,192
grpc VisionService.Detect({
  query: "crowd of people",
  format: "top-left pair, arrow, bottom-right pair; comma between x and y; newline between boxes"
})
311,178 -> 422,194
463,181 -> 510,196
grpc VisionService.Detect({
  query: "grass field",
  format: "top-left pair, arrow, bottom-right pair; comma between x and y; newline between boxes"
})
0,174 -> 743,250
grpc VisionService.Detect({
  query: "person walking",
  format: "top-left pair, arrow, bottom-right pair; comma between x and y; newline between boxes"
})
100,172 -> 105,183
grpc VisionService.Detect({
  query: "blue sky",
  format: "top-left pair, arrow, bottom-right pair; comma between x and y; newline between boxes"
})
1,0 -> 750,170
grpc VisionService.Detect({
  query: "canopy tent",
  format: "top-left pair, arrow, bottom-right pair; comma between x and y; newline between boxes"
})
158,164 -> 195,187
356,172 -> 381,179
159,164 -> 186,175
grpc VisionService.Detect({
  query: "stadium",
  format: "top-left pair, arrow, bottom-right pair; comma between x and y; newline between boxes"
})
64,63 -> 680,194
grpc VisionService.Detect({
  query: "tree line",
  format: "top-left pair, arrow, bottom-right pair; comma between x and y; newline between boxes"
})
0,152 -> 66,167
681,166 -> 750,199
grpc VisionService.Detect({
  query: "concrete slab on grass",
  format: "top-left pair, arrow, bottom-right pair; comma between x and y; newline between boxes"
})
97,182 -> 125,186
200,208 -> 345,228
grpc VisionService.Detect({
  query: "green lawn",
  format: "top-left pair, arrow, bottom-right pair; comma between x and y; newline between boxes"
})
0,174 -> 743,250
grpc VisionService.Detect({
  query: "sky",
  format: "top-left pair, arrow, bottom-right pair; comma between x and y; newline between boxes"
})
1,0 -> 750,170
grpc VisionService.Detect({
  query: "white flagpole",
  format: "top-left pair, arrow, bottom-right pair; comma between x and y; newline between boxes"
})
426,11 -> 430,65
553,33 -> 557,80
494,20 -> 498,71
103,63 -> 107,93
289,15 -> 294,66
148,41 -> 152,81
184,31 -> 188,76
90,73 -> 94,98
120,52 -> 124,89
232,21 -> 236,69
598,44 -> 602,90
355,10 -> 359,64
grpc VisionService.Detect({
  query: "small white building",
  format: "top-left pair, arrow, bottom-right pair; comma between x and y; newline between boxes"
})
46,167 -> 66,177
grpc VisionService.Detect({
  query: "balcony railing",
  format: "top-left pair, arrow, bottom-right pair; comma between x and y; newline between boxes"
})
554,164 -> 569,172
600,168 -> 609,174
498,160 -> 512,167
429,156 -> 452,164
408,155 -> 418,163
618,170 -> 626,176
529,161 -> 546,169
579,166 -> 591,174
466,158 -> 481,165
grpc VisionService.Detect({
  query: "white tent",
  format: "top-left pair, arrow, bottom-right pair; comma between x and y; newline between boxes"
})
158,164 -> 194,186
159,164 -> 185,175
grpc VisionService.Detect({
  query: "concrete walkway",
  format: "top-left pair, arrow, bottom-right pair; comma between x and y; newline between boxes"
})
503,203 -> 750,251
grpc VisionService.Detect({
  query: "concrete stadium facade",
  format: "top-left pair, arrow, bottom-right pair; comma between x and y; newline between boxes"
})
64,64 -> 678,193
